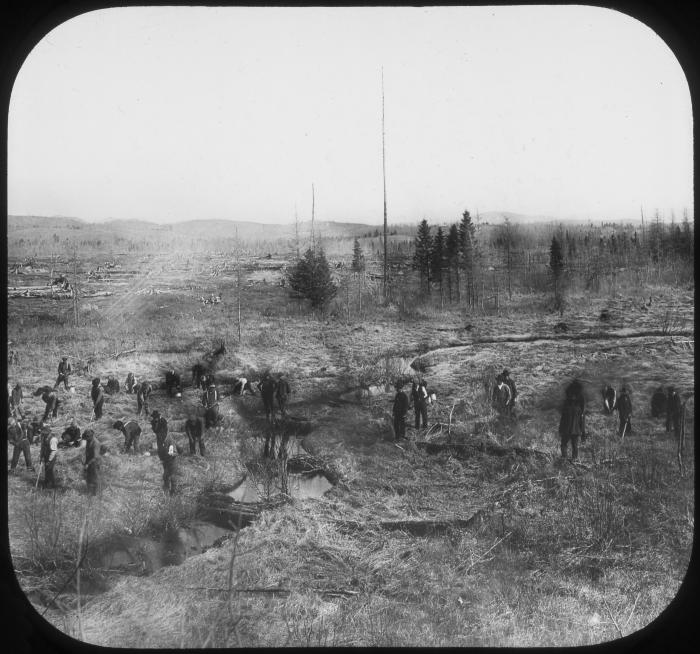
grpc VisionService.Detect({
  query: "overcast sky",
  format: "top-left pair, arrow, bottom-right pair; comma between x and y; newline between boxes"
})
8,5 -> 693,225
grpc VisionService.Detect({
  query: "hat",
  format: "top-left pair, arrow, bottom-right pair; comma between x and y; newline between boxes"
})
83,429 -> 95,439
151,410 -> 160,418
62,356 -> 68,360
209,383 -> 216,388
502,369 -> 510,377
41,425 -> 51,435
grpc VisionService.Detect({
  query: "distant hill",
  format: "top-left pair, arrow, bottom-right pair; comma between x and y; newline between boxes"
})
478,211 -> 559,224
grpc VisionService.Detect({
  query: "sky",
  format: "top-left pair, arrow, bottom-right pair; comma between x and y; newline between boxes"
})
7,5 -> 694,225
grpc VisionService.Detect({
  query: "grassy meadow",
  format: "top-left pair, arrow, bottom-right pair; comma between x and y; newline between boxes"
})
5,230 -> 695,648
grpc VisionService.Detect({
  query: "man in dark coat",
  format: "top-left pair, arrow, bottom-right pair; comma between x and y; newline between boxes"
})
615,386 -> 633,438
276,374 -> 291,418
411,380 -> 429,429
105,376 -> 120,395
651,386 -> 667,418
152,412 -> 177,495
41,425 -> 59,489
565,379 -> 586,440
165,369 -> 181,396
113,419 -> 142,454
91,378 -> 104,420
492,374 -> 512,415
9,417 -> 35,473
10,383 -> 24,419
60,419 -> 82,447
392,381 -> 410,441
35,387 -> 61,422
602,385 -> 616,415
125,372 -> 136,394
55,356 -> 72,390
191,363 -> 207,390
559,393 -> 584,460
257,374 -> 277,423
665,386 -> 683,440
83,429 -> 101,496
135,381 -> 152,416
185,416 -> 206,456
202,383 -> 220,428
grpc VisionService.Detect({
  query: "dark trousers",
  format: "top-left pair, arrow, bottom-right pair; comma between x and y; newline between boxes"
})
394,414 -> 407,440
262,395 -> 274,421
93,399 -> 104,420
86,463 -> 100,495
43,399 -> 59,421
188,433 -> 205,456
11,440 -> 33,470
54,374 -> 70,390
618,415 -> 632,438
277,395 -> 288,417
162,458 -> 177,495
560,434 -> 579,460
44,459 -> 57,488
125,432 -> 140,453
414,403 -> 428,428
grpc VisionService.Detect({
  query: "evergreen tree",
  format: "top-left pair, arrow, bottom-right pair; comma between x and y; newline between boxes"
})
459,210 -> 477,306
288,247 -> 337,309
431,226 -> 446,303
351,237 -> 365,273
445,223 -> 460,303
412,219 -> 433,295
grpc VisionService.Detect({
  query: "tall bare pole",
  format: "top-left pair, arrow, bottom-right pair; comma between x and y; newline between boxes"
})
311,183 -> 316,252
382,67 -> 388,301
294,204 -> 300,259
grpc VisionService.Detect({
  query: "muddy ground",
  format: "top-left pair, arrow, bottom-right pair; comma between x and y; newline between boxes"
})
6,251 -> 695,647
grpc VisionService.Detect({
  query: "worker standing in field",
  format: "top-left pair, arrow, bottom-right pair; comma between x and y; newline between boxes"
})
492,374 -> 512,415
10,382 -> 24,419
276,374 -> 291,418
411,379 -> 429,429
392,381 -> 410,442
202,382 -> 220,428
152,411 -> 178,495
91,378 -> 105,420
41,425 -> 59,489
8,417 -> 35,473
54,356 -> 72,391
135,381 -> 152,416
650,386 -> 666,418
615,386 -> 633,438
559,390 -> 584,461
257,373 -> 277,423
125,372 -> 136,394
83,429 -> 101,496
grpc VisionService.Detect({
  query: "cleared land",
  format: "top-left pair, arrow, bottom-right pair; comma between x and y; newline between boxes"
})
6,248 -> 695,648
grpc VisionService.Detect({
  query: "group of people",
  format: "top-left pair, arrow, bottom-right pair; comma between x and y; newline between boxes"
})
558,381 -> 684,462
392,378 -> 434,442
7,352 -> 300,496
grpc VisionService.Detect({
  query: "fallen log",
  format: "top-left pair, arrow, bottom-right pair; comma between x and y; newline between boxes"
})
414,439 -> 551,461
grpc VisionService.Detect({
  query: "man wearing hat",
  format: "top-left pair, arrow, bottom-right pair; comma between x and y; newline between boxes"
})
9,416 -> 35,473
135,380 -> 152,416
83,429 -> 101,495
55,356 -> 72,391
91,378 -> 105,420
40,425 -> 59,489
616,386 -> 633,438
60,418 -> 82,447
